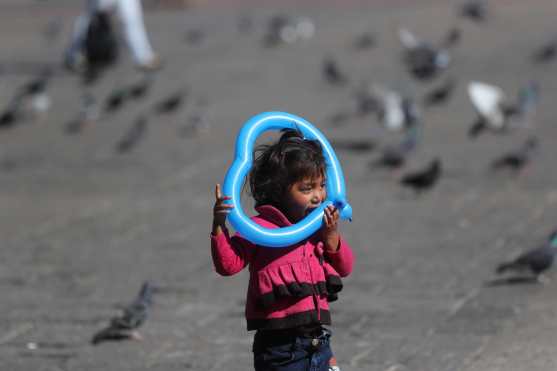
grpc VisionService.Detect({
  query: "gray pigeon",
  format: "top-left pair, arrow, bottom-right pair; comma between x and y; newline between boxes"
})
496,231 -> 557,279
371,122 -> 420,170
115,116 -> 148,153
91,281 -> 154,345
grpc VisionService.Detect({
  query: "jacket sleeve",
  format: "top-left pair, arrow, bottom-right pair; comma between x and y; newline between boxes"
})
324,235 -> 354,277
210,228 -> 256,276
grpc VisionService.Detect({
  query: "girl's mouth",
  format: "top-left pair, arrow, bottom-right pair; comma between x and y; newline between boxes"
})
305,207 -> 318,215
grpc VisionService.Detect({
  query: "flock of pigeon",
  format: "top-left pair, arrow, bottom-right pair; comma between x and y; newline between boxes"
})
1,0 -> 557,345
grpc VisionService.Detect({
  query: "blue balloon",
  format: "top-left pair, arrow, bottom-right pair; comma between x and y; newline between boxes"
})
223,112 -> 352,248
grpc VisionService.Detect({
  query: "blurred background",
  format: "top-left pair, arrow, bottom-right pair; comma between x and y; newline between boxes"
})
1,0 -> 557,370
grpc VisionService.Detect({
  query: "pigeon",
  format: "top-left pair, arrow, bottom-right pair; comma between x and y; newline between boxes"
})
327,110 -> 353,127
104,88 -> 128,113
353,82 -> 381,117
398,28 -> 451,81
18,72 -> 50,98
440,27 -> 462,49
0,104 -> 20,128
262,14 -> 314,47
115,116 -> 148,153
237,14 -> 254,34
467,81 -> 539,138
128,77 -> 152,100
154,89 -> 186,114
371,123 -> 420,170
262,14 -> 293,47
400,157 -> 442,192
91,281 -> 154,345
65,93 -> 99,134
371,84 -> 420,131
532,38 -> 557,64
184,27 -> 206,46
353,31 -> 376,50
459,0 -> 488,22
294,17 -> 315,42
490,137 -> 538,173
179,110 -> 211,137
322,56 -> 348,86
329,139 -> 376,153
423,77 -> 456,107
496,230 -> 557,280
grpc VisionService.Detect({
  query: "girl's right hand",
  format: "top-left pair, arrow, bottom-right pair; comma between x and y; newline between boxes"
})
212,183 -> 234,233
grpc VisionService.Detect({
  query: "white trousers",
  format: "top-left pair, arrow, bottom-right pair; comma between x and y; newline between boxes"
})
66,0 -> 156,65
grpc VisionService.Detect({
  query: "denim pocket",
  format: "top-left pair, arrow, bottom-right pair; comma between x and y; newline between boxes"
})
254,341 -> 310,369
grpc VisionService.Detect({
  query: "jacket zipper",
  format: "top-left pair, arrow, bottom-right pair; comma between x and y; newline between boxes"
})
305,242 -> 321,321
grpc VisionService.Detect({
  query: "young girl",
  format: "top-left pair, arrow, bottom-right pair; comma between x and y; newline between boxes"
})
211,129 -> 354,371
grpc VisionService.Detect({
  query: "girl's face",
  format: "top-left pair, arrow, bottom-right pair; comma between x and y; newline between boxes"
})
282,174 -> 326,223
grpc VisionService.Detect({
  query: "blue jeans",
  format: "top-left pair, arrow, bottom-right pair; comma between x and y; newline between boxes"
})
253,328 -> 333,371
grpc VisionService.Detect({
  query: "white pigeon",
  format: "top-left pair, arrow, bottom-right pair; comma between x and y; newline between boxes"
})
372,85 -> 405,131
398,27 -> 422,49
468,81 -> 506,129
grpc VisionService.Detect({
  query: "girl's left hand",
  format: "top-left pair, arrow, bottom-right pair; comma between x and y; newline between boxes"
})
322,204 -> 340,252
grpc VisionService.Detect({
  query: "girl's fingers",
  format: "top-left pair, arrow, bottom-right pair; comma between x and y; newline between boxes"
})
216,205 -> 234,210
215,184 -> 233,202
323,209 -> 331,227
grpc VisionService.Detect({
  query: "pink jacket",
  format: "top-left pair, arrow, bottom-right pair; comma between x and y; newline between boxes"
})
211,205 -> 354,331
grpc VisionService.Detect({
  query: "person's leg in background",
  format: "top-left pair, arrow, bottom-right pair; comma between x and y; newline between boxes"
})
115,0 -> 161,70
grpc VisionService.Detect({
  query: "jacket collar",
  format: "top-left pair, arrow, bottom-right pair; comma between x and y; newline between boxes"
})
255,205 -> 293,227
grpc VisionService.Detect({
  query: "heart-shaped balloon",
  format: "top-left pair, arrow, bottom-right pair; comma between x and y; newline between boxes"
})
223,112 -> 352,248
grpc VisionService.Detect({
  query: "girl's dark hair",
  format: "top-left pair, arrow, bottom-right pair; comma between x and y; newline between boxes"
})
249,128 -> 326,208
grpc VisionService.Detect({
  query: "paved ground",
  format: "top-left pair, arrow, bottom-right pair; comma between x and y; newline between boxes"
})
1,1 -> 557,370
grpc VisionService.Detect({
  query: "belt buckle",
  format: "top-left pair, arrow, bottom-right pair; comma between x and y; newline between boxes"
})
311,338 -> 320,347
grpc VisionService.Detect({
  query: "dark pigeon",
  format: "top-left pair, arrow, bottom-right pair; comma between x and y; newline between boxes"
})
0,105 -> 19,128
154,90 -> 186,114
423,77 -> 456,107
459,0 -> 488,22
398,28 -> 450,81
91,281 -> 154,345
104,88 -> 128,113
19,72 -> 50,97
496,231 -> 557,280
322,56 -> 348,86
353,32 -> 376,50
490,137 -> 538,173
400,157 -> 442,192
128,77 -> 152,100
532,39 -> 557,64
